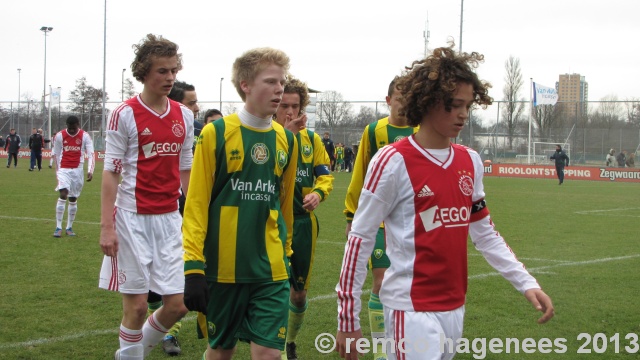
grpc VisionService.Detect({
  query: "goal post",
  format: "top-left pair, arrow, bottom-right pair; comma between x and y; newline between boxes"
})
533,142 -> 570,164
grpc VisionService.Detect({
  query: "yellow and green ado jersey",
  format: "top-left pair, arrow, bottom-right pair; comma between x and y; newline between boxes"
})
294,130 -> 334,215
344,117 -> 418,222
335,146 -> 344,160
183,114 -> 298,283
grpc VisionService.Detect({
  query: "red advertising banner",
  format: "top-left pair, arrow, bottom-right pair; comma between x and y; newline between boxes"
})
483,163 -> 640,183
0,149 -> 105,161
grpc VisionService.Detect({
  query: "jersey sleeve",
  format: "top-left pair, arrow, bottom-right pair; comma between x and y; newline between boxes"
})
183,123 -> 217,275
104,105 -> 133,174
83,132 -> 96,174
467,149 -> 540,294
343,125 -> 372,222
311,133 -> 333,201
180,106 -> 195,170
279,133 -> 299,257
337,146 -> 399,332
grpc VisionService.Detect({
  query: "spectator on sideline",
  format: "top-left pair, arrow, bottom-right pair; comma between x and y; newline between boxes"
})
4,129 -> 21,168
616,150 -> 627,168
344,144 -> 354,173
336,43 -> 554,360
605,148 -> 616,167
626,152 -> 635,168
29,128 -> 45,171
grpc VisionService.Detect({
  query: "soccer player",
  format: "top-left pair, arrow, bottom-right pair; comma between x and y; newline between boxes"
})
182,47 -> 298,360
273,76 -> 334,360
98,34 -> 193,360
143,79 -> 200,356
336,44 -> 554,360
335,143 -> 344,172
51,116 -> 95,237
203,108 -> 223,124
342,76 -> 418,360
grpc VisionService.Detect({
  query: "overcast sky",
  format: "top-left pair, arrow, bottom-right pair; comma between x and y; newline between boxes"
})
2,0 -> 639,118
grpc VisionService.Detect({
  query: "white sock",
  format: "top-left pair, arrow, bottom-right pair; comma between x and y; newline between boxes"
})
56,199 -> 66,229
118,324 -> 143,360
142,311 -> 169,356
66,201 -> 77,229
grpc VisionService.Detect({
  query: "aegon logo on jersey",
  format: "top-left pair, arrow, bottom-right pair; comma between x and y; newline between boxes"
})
63,146 -> 82,152
141,142 -> 183,158
418,205 -> 471,232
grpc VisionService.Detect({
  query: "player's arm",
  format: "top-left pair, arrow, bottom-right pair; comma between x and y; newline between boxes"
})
100,108 -> 130,257
84,132 -> 95,181
467,151 -> 554,323
280,134 -> 298,257
52,133 -> 62,170
308,133 -> 333,206
179,109 -> 195,197
343,126 -> 371,224
336,147 -> 398,354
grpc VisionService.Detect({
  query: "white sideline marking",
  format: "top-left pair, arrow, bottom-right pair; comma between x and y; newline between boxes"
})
0,215 -> 99,225
575,207 -> 640,217
5,254 -> 636,350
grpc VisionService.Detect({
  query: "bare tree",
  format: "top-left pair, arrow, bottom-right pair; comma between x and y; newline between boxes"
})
590,95 -> 623,130
350,106 -> 380,129
501,56 -> 526,149
317,90 -> 352,133
68,77 -> 108,131
121,78 -> 137,101
623,97 -> 640,128
533,104 -> 561,141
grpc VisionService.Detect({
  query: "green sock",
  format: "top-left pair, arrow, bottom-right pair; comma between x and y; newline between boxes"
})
286,300 -> 308,343
368,293 -> 386,358
167,321 -> 182,338
147,301 -> 162,318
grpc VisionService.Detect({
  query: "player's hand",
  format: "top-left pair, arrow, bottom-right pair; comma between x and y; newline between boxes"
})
302,192 -> 321,211
99,226 -> 118,257
284,114 -> 307,134
184,274 -> 209,314
87,172 -> 93,182
345,222 -> 352,238
337,329 -> 365,359
524,288 -> 554,324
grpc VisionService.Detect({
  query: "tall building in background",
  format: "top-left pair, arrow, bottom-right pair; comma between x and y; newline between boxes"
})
556,73 -> 588,118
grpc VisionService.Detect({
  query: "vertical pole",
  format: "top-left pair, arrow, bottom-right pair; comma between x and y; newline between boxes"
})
528,79 -> 533,164
219,77 -> 224,111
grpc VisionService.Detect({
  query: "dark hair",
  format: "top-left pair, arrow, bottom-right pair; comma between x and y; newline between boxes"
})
204,109 -> 223,119
556,144 -> 562,149
388,76 -> 400,98
66,116 -> 80,125
168,81 -> 195,103
131,34 -> 183,83
284,76 -> 310,111
397,42 -> 493,127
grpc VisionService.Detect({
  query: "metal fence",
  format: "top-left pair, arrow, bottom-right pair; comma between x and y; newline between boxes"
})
1,100 -> 638,162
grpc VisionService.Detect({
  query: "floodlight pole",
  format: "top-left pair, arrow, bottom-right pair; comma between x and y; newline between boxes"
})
219,77 -> 224,111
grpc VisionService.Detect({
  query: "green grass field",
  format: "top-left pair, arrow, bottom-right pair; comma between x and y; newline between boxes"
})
1,162 -> 639,359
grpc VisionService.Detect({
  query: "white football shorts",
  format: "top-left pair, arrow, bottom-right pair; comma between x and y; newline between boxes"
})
98,208 -> 184,295
384,305 -> 465,360
55,168 -> 84,197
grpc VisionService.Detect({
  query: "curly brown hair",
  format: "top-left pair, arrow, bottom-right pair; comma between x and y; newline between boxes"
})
397,43 -> 493,127
131,34 -> 183,83
284,76 -> 310,112
231,47 -> 290,101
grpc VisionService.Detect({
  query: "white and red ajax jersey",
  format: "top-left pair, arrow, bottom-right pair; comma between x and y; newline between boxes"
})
337,136 -> 539,332
105,96 -> 194,215
52,129 -> 95,172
